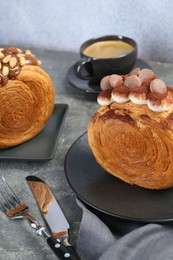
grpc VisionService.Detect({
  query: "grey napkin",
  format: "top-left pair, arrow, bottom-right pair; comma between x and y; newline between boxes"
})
76,199 -> 173,260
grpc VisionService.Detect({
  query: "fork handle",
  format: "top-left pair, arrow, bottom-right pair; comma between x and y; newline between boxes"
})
47,236 -> 81,260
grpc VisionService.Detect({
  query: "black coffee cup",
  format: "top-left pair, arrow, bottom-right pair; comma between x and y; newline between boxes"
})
76,35 -> 137,81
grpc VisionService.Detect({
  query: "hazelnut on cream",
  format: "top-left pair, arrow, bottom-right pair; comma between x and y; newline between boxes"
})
98,68 -> 173,112
129,67 -> 140,76
124,75 -> 141,89
100,76 -> 112,90
109,74 -> 123,88
138,69 -> 155,83
150,79 -> 167,94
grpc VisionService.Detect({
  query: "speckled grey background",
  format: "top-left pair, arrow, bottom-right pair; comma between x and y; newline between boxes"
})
0,0 -> 172,63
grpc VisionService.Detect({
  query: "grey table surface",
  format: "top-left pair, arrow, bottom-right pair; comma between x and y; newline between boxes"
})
0,46 -> 173,260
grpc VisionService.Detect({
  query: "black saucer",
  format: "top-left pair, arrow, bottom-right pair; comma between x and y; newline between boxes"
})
67,59 -> 151,94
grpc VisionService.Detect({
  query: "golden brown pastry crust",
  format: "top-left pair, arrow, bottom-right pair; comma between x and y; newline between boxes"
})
88,101 -> 173,189
0,65 -> 55,148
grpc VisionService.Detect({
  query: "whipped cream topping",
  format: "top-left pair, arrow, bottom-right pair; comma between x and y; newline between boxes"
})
97,68 -> 173,112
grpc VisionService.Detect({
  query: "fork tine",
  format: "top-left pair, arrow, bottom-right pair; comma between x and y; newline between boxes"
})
0,192 -> 10,212
0,186 -> 14,209
1,175 -> 23,205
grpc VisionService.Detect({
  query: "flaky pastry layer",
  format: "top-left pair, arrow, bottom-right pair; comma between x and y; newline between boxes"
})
88,101 -> 173,189
0,65 -> 55,148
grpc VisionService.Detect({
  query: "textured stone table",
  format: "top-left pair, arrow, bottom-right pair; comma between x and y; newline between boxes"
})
0,47 -> 173,260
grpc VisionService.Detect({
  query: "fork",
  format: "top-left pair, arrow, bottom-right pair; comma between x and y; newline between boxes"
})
0,175 -> 78,260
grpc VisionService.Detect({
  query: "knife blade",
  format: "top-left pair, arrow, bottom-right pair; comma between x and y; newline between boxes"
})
26,175 -> 80,260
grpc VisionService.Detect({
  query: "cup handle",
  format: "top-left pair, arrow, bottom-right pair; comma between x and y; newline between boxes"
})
76,59 -> 96,80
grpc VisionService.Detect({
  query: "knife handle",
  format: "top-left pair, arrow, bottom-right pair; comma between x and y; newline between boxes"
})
64,245 -> 81,260
47,236 -> 81,260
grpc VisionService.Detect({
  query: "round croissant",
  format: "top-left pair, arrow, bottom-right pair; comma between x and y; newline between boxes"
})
88,69 -> 173,189
0,47 -> 55,148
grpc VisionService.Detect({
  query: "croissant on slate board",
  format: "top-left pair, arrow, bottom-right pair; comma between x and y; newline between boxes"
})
0,47 -> 55,148
88,68 -> 173,189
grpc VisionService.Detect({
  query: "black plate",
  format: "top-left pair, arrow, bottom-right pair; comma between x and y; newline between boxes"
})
67,59 -> 151,94
65,133 -> 173,222
0,104 -> 68,160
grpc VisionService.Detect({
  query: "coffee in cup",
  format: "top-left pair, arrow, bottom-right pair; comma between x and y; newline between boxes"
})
83,40 -> 134,59
76,35 -> 137,81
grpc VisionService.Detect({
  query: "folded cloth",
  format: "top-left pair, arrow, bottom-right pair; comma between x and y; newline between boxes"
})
76,199 -> 173,260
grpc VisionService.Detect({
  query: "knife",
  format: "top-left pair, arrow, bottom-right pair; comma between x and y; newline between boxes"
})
26,175 -> 80,260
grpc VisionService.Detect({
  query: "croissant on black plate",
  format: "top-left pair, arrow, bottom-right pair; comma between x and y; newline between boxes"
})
88,68 -> 173,189
0,47 -> 55,148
